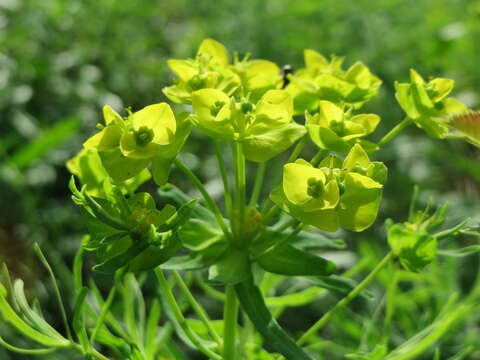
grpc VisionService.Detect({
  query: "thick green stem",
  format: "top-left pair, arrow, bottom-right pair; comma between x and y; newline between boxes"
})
154,269 -> 222,360
223,285 -> 239,360
232,142 -> 246,244
214,141 -> 233,217
174,159 -> 232,240
378,117 -> 412,147
172,271 -> 222,347
297,251 -> 395,345
249,162 -> 266,206
288,136 -> 307,162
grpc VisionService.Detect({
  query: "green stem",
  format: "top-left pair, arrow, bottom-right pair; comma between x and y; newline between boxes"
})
378,117 -> 412,147
275,218 -> 299,234
174,159 -> 232,240
196,273 -> 226,302
311,149 -> 327,167
223,285 -> 239,360
382,270 -> 399,346
172,271 -> 222,347
214,141 -> 233,217
249,162 -> 266,206
262,204 -> 279,223
288,136 -> 307,162
91,348 -> 110,360
154,269 -> 222,360
232,142 -> 246,244
297,251 -> 395,345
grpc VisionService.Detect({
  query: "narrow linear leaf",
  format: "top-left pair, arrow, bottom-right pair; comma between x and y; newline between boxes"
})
257,243 -> 336,276
235,276 -> 313,360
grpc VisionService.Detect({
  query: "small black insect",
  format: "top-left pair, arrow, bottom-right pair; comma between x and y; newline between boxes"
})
281,64 -> 294,89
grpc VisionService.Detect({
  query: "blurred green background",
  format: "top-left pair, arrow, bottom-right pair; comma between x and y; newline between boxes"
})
1,0 -> 480,358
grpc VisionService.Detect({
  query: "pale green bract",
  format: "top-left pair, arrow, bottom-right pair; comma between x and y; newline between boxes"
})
271,144 -> 387,232
66,148 -> 151,197
81,104 -> 191,185
286,49 -> 382,114
387,223 -> 437,273
395,69 -> 469,138
306,100 -> 380,153
163,39 -> 282,104
191,88 -> 306,162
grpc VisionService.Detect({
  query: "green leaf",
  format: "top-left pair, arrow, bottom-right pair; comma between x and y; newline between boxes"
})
129,240 -> 182,272
94,241 -> 149,274
178,218 -> 224,251
157,199 -> 198,232
72,287 -> 89,351
162,242 -> 228,271
387,223 -> 437,272
235,276 -> 313,360
305,275 -> 374,300
257,243 -> 336,276
265,287 -> 324,308
159,184 -> 216,221
208,248 -> 250,285
270,227 -> 345,250
12,280 -> 63,340
0,291 -> 69,347
437,245 -> 480,257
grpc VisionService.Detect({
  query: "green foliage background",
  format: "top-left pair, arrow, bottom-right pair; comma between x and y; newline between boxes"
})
1,0 -> 480,358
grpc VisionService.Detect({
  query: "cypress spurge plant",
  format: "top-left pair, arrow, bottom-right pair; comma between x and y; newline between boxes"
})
1,39 -> 480,360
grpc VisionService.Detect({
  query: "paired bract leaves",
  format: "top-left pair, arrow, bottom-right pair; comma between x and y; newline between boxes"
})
66,149 -> 151,197
191,89 -> 305,162
80,104 -> 191,185
286,49 -> 382,114
271,144 -> 387,232
395,69 -> 468,139
163,39 -> 282,104
306,100 -> 380,153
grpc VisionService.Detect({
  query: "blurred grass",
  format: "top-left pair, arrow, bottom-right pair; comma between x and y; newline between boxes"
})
0,0 -> 480,358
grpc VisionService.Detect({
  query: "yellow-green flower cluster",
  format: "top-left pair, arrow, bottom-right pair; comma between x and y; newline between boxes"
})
271,144 -> 387,232
395,69 -> 468,138
81,103 -> 191,185
191,88 -> 305,162
163,39 -> 282,104
306,100 -> 380,153
286,49 -> 382,114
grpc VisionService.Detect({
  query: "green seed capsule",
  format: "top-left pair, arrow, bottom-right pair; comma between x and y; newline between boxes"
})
134,126 -> 154,147
241,102 -> 254,114
307,177 -> 324,198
